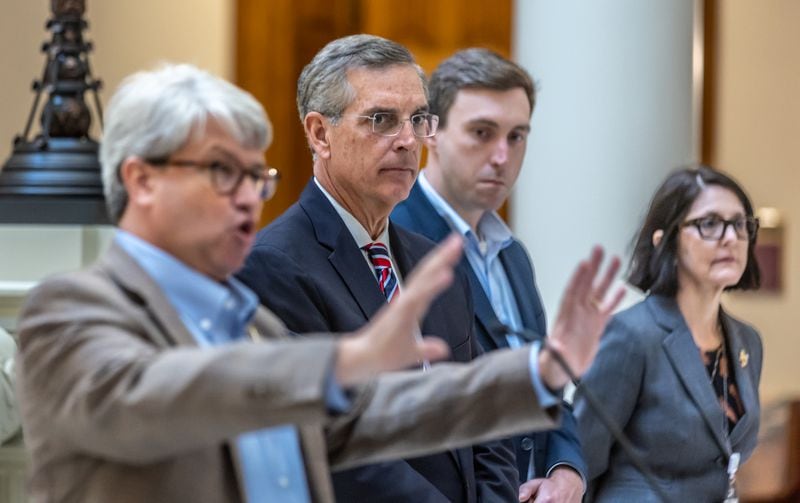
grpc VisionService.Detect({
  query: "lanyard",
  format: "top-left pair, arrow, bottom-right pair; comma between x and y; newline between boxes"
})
722,452 -> 740,503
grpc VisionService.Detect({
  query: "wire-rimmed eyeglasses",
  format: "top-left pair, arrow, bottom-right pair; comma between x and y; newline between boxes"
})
682,215 -> 759,241
354,112 -> 439,138
147,158 -> 281,201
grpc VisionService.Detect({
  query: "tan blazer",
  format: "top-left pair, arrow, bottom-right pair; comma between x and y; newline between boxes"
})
16,243 -> 558,503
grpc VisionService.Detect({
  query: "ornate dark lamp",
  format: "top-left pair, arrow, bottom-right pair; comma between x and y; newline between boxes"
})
0,0 -> 107,224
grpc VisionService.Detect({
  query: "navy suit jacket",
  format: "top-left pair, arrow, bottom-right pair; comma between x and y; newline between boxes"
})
392,180 -> 587,483
237,181 -> 518,502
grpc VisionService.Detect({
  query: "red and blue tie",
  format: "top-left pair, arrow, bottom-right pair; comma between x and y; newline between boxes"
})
363,242 -> 399,302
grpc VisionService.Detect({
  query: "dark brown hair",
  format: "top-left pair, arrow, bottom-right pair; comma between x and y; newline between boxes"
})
428,48 -> 536,129
628,165 -> 760,295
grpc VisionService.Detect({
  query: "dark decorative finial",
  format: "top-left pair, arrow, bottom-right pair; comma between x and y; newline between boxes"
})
0,0 -> 108,225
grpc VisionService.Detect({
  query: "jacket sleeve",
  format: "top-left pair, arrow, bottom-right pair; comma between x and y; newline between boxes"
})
16,274 -> 339,464
573,315 -> 645,482
325,348 -> 560,471
468,337 -> 522,501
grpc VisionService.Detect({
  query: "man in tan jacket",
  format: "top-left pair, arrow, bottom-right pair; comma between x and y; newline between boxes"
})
15,59 -> 622,502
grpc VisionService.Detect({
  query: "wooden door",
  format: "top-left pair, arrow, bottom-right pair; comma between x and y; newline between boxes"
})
236,0 -> 513,226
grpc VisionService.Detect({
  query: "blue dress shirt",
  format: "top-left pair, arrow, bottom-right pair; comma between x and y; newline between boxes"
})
418,173 -> 525,347
115,230 -> 312,502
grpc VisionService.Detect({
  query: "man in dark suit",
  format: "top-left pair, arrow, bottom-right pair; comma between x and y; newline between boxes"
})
392,48 -> 587,503
237,35 -> 520,502
16,61 -> 623,503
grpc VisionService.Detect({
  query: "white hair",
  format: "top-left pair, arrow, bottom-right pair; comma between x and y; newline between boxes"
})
100,63 -> 272,223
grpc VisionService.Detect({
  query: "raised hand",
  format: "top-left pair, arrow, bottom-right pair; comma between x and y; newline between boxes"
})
334,234 -> 463,385
539,246 -> 625,390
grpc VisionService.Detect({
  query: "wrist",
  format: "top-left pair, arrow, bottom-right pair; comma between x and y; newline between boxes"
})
335,335 -> 373,386
538,345 -> 569,391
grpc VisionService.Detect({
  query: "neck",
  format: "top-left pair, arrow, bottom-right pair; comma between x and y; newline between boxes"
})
675,279 -> 724,350
423,165 -> 484,233
314,168 -> 388,239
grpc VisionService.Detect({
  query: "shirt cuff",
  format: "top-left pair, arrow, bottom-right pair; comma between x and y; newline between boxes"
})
324,370 -> 352,413
528,341 -> 561,409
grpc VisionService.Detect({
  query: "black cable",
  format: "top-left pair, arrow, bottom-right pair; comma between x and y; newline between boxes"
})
494,323 -> 672,503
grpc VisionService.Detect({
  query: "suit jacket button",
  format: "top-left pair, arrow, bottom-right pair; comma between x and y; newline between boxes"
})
521,437 -> 534,451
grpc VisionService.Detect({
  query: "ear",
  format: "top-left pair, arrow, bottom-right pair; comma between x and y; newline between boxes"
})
652,229 -> 664,247
304,112 -> 332,160
120,156 -> 158,208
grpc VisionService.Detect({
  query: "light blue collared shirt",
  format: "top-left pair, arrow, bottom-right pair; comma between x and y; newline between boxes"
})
418,172 -> 525,348
115,230 -> 311,503
416,173 -> 581,484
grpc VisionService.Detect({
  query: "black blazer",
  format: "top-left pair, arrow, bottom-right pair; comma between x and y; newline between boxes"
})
237,180 -> 518,502
392,180 -> 587,483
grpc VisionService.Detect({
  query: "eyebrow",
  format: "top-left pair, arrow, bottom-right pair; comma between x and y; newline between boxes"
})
360,105 -> 430,116
466,118 -> 531,132
691,211 -> 747,220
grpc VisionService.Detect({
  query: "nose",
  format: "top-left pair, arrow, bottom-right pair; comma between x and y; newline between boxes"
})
489,139 -> 509,166
392,120 -> 419,151
720,221 -> 739,243
231,175 -> 262,210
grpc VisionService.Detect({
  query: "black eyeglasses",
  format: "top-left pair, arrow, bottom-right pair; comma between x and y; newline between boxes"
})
148,159 -> 280,200
354,112 -> 439,138
682,215 -> 759,241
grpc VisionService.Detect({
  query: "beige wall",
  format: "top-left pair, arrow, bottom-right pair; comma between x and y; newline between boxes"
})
0,1 -> 234,330
714,0 -> 800,403
0,0 -> 233,162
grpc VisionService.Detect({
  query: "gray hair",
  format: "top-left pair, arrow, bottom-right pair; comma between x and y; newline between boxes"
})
100,63 -> 272,223
296,34 -> 426,123
429,48 -> 536,129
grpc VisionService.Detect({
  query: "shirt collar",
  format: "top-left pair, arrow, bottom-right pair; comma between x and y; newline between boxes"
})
314,177 -> 391,248
114,230 -> 258,342
418,171 -> 514,253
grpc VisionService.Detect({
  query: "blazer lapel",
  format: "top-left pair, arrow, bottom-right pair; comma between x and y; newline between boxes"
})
499,241 -> 546,337
100,242 -> 198,348
464,263 -> 510,350
398,181 -> 453,242
300,181 -> 387,320
722,313 -> 758,447
653,296 -> 730,456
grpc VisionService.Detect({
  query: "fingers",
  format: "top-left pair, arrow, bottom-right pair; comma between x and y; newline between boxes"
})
592,254 -> 619,300
601,285 -> 626,316
402,233 -> 463,313
518,478 -> 543,501
417,336 -> 450,363
558,247 -> 604,312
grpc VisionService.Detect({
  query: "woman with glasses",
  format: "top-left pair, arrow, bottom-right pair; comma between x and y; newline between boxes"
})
575,166 -> 762,502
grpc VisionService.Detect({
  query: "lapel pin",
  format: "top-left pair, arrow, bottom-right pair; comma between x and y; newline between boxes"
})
739,349 -> 749,368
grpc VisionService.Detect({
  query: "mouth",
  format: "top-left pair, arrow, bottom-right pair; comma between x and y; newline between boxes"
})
236,219 -> 256,239
379,165 -> 416,174
477,179 -> 505,187
712,257 -> 735,265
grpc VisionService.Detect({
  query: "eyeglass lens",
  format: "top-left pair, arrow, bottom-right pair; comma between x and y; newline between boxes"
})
694,216 -> 758,240
370,112 -> 437,137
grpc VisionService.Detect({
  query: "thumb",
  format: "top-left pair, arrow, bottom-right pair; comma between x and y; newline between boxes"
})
417,336 -> 450,363
518,479 -> 544,501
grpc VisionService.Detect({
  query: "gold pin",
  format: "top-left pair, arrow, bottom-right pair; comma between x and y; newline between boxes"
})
739,349 -> 749,368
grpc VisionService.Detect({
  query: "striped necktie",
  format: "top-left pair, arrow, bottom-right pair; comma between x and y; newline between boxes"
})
363,242 -> 399,302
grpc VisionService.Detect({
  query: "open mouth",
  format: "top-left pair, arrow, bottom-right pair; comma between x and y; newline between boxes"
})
238,220 -> 255,236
